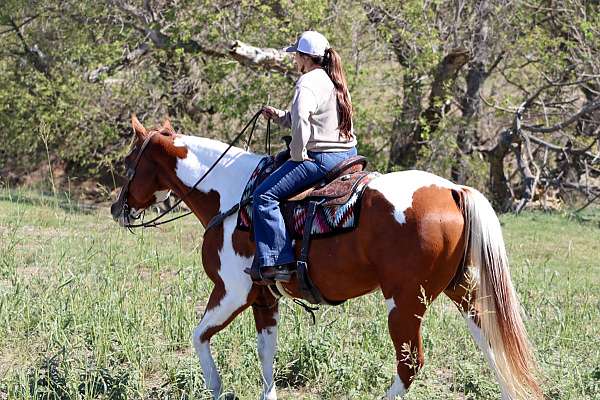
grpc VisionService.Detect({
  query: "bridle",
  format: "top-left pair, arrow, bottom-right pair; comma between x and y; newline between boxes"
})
115,110 -> 269,229
114,130 -> 159,228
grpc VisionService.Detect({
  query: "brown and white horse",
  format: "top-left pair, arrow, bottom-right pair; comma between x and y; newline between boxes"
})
110,116 -> 542,400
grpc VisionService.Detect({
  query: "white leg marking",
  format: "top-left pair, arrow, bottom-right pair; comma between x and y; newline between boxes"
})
464,315 -> 511,400
383,299 -> 405,399
385,297 -> 396,315
384,374 -> 407,399
257,311 -> 279,400
193,333 -> 222,398
193,293 -> 250,398
193,216 -> 253,399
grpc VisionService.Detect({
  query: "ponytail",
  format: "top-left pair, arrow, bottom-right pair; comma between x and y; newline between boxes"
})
303,48 -> 353,139
323,48 -> 353,139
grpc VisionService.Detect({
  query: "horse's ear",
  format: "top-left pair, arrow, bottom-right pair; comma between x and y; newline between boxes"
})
162,117 -> 174,133
131,114 -> 147,139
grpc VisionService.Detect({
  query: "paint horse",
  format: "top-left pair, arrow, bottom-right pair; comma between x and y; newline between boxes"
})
110,116 -> 542,400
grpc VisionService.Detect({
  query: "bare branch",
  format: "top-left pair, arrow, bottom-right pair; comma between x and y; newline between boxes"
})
525,134 -> 600,162
522,99 -> 600,133
6,17 -> 51,78
87,43 -> 150,82
0,14 -> 39,36
228,40 -> 296,75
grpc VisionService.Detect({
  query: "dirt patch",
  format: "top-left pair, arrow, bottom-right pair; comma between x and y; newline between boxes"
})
0,350 -> 16,377
16,266 -> 47,280
136,265 -> 180,282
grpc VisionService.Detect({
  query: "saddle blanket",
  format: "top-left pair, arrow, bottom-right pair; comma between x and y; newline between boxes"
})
236,156 -> 378,238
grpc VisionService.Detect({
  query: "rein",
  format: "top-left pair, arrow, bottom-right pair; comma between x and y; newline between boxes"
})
121,110 -> 269,229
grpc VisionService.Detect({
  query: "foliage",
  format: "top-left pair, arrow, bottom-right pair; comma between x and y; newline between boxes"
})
0,1 -> 599,209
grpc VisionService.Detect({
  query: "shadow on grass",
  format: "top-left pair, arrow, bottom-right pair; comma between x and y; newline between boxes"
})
275,359 -> 309,390
146,368 -> 223,400
23,354 -> 131,400
27,356 -> 70,400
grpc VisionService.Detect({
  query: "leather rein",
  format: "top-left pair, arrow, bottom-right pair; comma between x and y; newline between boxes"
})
117,110 -> 269,229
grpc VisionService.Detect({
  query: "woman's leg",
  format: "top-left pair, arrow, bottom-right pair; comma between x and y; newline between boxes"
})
248,147 -> 358,282
252,160 -> 325,268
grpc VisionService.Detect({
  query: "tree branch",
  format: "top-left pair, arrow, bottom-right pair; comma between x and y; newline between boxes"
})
87,43 -> 151,82
422,48 -> 469,131
0,14 -> 39,36
228,40 -> 296,75
522,99 -> 600,133
6,17 -> 51,78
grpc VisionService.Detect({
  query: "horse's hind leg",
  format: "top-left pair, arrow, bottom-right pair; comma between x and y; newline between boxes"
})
381,290 -> 429,399
444,279 -> 512,399
193,286 -> 252,399
252,289 -> 280,400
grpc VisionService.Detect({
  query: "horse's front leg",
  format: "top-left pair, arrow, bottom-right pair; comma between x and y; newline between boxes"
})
193,279 -> 253,399
252,288 -> 280,400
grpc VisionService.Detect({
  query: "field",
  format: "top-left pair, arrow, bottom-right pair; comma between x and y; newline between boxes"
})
0,189 -> 599,399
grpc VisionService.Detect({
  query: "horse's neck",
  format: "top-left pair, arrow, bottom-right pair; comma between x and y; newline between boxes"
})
173,135 -> 262,216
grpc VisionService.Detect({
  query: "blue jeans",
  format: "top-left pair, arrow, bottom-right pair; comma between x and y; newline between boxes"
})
252,147 -> 357,266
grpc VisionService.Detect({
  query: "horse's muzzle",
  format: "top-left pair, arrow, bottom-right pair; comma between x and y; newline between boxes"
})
110,201 -> 126,226
110,201 -> 122,220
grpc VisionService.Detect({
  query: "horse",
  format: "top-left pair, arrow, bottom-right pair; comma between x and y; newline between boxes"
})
110,115 -> 542,400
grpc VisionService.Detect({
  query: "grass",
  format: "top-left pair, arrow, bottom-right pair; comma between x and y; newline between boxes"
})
0,188 -> 599,399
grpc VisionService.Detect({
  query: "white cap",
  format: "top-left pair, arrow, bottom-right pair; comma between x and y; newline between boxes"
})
284,31 -> 330,57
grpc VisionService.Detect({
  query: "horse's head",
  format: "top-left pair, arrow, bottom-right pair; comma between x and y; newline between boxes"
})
110,115 -> 181,226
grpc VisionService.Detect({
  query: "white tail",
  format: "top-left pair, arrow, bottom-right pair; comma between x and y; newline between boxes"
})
460,187 -> 542,399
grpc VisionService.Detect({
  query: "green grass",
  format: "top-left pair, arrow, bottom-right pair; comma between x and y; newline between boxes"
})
0,189 -> 599,399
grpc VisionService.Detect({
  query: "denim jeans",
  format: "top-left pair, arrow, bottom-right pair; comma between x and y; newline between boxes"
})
252,147 -> 357,267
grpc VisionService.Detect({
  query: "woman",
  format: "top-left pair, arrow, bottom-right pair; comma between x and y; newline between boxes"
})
246,30 -> 357,284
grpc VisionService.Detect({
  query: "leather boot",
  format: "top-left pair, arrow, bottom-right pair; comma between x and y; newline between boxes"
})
260,262 -> 295,282
244,262 -> 296,284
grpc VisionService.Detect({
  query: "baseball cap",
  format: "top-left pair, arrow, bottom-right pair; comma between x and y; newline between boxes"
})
284,31 -> 330,57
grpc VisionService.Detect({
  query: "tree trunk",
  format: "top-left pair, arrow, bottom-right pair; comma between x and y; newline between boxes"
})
452,0 -> 493,183
388,71 -> 423,170
485,128 -> 514,211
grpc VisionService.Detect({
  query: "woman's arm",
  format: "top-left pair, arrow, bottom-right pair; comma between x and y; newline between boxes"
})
262,106 -> 291,128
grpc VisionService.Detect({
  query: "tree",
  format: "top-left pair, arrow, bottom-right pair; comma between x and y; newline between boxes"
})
1,0 -> 598,211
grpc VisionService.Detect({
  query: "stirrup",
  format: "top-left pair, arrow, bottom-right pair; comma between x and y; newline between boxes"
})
244,264 -> 274,286
244,263 -> 294,285
266,264 -> 294,283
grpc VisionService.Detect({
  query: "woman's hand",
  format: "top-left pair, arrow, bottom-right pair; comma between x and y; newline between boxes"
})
261,106 -> 278,119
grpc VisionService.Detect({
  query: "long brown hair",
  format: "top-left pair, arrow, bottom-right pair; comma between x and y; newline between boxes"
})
305,48 -> 353,139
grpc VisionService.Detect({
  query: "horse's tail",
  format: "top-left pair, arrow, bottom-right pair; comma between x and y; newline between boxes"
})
459,186 -> 542,399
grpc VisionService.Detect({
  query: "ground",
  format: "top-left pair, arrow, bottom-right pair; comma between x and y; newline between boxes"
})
0,189 -> 599,399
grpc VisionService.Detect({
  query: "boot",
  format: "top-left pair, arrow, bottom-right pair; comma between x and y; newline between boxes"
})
244,262 -> 296,285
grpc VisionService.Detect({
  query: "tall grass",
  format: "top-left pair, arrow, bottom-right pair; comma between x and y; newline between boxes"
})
0,188 -> 598,399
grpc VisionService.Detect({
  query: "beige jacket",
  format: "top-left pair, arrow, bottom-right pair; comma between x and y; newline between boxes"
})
272,68 -> 356,161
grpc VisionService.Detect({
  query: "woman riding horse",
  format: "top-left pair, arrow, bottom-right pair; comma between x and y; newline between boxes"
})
246,31 -> 357,284
110,33 -> 542,400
